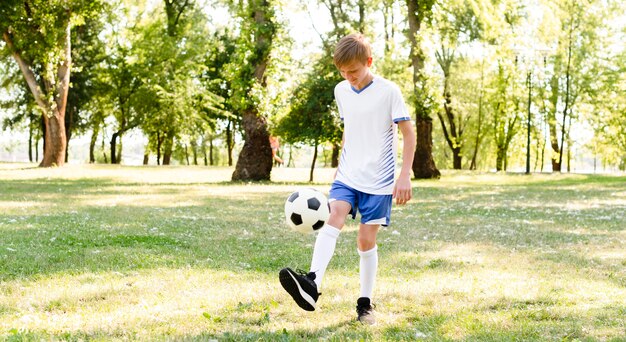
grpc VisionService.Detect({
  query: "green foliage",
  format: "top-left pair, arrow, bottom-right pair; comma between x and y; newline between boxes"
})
112,2 -> 217,162
223,0 -> 278,114
67,9 -> 110,136
0,63 -> 36,131
586,32 -> 626,169
489,62 -> 520,171
433,0 -> 483,44
203,29 -> 238,120
275,55 -> 342,147
0,0 -> 625,171
0,0 -> 105,99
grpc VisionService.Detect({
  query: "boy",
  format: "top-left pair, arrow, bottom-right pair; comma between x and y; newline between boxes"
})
279,33 -> 415,324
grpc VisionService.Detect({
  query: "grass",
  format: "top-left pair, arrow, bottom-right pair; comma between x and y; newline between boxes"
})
0,163 -> 625,341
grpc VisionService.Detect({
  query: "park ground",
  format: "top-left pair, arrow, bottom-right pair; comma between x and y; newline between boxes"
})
0,164 -> 625,341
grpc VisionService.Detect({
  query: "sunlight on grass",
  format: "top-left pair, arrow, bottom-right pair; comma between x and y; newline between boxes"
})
1,165 -> 625,340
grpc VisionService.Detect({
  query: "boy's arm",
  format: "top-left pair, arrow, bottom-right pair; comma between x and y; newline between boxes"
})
333,132 -> 345,180
393,120 -> 415,205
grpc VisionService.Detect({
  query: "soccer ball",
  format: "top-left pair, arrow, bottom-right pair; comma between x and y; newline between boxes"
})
284,188 -> 330,234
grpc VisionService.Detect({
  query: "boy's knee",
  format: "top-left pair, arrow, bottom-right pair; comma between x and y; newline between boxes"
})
328,211 -> 346,229
357,229 -> 378,251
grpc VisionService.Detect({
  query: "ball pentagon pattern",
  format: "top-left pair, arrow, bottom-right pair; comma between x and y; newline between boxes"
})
284,188 -> 330,234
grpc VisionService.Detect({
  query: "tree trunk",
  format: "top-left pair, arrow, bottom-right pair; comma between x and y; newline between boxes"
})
331,143 -> 340,168
226,119 -> 233,166
470,70 -> 485,170
231,1 -> 275,181
558,17 -> 575,172
164,0 -> 190,37
287,145 -> 294,167
232,110 -> 273,181
101,129 -> 108,163
357,0 -> 366,33
413,118 -> 441,178
156,132 -> 163,165
406,0 -> 439,179
191,140 -> 198,165
40,110 -> 67,167
65,106 -> 74,163
3,23 -> 71,167
496,146 -> 505,172
436,47 -> 463,170
452,148 -> 462,169
163,134 -> 174,165
110,132 -> 121,164
209,138 -> 214,166
89,122 -> 99,163
28,117 -> 34,162
310,140 -> 318,182
35,135 -> 40,162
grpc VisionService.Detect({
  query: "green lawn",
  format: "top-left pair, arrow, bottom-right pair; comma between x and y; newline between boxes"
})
1,164 -> 625,341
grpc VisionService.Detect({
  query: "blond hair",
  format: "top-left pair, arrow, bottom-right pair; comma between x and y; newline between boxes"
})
333,33 -> 371,68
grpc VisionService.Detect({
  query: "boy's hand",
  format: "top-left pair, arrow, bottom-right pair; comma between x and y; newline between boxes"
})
392,175 -> 412,205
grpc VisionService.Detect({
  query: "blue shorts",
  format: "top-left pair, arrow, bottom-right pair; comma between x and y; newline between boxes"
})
329,181 -> 393,226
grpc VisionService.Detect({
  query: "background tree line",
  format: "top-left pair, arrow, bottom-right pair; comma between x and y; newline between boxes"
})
1,0 -> 624,181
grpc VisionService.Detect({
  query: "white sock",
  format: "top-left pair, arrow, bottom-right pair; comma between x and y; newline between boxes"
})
359,245 -> 378,299
309,224 -> 341,289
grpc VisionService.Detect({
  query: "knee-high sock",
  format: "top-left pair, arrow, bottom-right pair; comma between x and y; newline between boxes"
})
359,245 -> 378,299
309,224 -> 341,289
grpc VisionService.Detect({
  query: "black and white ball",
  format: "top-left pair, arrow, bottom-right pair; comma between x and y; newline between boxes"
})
284,188 -> 330,234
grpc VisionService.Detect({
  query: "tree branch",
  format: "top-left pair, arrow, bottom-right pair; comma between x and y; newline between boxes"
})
2,31 -> 49,112
55,19 -> 72,116
174,0 -> 190,30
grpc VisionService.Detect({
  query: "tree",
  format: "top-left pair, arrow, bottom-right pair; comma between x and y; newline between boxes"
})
490,63 -> 519,171
230,0 -> 278,181
203,29 -> 238,166
64,12 -> 108,163
159,0 -> 194,165
274,0 -> 369,180
275,55 -> 343,182
582,2 -> 626,170
105,44 -> 143,164
1,0 -> 103,166
544,0 -> 601,172
128,1 -> 213,166
469,55 -> 487,170
406,0 -> 440,178
0,62 -> 42,162
432,0 -> 482,169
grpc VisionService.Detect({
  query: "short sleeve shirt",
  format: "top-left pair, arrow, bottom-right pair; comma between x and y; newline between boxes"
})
334,75 -> 410,195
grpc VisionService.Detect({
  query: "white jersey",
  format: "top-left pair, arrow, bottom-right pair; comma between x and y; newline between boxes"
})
334,75 -> 410,195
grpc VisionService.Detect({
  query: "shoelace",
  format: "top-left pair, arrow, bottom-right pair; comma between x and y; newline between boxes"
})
294,269 -> 321,295
357,303 -> 376,315
295,268 -> 316,281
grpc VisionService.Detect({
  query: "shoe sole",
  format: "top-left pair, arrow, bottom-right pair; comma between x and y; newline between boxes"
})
279,268 -> 316,311
357,315 -> 376,325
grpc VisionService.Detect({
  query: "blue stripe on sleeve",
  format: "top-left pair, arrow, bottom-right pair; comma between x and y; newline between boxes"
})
393,117 -> 411,123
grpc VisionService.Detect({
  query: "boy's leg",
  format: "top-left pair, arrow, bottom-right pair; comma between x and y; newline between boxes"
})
356,224 -> 379,324
354,193 -> 391,324
309,200 -> 351,288
279,190 -> 353,311
357,224 -> 379,299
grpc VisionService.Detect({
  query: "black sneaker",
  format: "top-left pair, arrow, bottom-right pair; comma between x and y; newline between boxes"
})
279,268 -> 320,311
356,297 -> 376,325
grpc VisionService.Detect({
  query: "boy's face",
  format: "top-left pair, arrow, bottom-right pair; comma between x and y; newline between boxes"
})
338,57 -> 373,89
